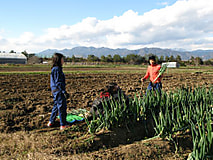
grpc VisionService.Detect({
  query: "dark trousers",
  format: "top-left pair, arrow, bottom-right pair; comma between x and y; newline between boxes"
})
49,93 -> 67,126
146,82 -> 162,95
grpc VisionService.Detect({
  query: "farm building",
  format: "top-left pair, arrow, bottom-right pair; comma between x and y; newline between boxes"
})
0,52 -> 27,64
162,62 -> 179,68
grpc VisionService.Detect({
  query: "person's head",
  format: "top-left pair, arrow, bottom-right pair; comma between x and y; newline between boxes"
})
106,82 -> 119,94
52,53 -> 64,68
148,55 -> 156,65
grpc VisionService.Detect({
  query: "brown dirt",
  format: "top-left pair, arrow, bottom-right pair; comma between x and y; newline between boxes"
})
0,66 -> 212,159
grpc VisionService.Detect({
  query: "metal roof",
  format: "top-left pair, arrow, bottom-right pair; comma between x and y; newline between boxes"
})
0,53 -> 27,59
162,62 -> 179,68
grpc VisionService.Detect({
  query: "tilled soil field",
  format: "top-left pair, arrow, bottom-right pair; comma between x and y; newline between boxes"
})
0,66 -> 212,159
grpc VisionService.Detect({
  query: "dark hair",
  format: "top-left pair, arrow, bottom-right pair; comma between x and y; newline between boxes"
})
105,82 -> 118,94
52,53 -> 64,68
148,55 -> 157,65
149,55 -> 156,61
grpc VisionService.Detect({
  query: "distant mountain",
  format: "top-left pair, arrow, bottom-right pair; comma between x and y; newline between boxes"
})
191,50 -> 213,60
36,47 -> 213,60
36,49 -> 59,58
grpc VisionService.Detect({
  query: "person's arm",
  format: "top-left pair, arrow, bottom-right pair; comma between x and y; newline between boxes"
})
152,65 -> 164,83
141,66 -> 150,81
52,69 -> 65,94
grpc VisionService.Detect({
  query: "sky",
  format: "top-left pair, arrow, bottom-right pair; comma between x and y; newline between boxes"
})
0,0 -> 213,53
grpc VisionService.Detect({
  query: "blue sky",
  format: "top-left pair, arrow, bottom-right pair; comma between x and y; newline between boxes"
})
0,0 -> 212,53
1,0 -> 176,36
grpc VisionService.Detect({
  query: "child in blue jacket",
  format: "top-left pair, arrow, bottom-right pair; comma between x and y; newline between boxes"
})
47,53 -> 70,130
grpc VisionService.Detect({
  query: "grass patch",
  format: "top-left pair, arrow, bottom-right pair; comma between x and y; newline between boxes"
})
0,64 -> 212,74
0,71 -> 50,75
65,70 -> 145,74
0,64 -> 146,68
0,70 -> 143,75
0,64 -> 51,68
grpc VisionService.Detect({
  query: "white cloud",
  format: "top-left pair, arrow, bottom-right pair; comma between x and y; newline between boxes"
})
0,29 -> 5,35
1,0 -> 213,53
160,2 -> 169,6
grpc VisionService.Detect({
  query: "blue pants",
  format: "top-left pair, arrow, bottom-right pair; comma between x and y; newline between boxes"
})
49,93 -> 67,126
146,82 -> 162,95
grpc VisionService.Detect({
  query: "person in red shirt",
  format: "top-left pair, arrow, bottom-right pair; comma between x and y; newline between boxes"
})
141,56 -> 162,95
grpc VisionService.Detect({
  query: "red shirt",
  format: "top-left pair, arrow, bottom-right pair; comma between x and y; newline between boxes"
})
143,64 -> 161,83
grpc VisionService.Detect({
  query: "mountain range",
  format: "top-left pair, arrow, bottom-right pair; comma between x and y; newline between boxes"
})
36,47 -> 213,60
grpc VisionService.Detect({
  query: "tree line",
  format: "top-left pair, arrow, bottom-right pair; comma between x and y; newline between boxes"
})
19,50 -> 212,66
65,54 -> 212,66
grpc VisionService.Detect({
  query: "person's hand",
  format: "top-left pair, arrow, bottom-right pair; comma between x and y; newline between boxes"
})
141,78 -> 145,82
64,91 -> 70,99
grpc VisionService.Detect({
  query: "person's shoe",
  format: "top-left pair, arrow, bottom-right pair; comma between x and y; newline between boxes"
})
60,125 -> 71,130
47,121 -> 53,127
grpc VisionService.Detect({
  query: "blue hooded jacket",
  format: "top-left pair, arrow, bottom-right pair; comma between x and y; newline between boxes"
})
50,66 -> 66,96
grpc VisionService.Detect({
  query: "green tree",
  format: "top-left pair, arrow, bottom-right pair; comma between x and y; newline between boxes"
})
194,57 -> 203,66
79,57 -> 85,62
10,50 -> 16,53
125,54 -> 143,64
190,56 -> 195,61
159,55 -> 164,63
87,55 -> 100,62
113,54 -> 122,62
21,50 -> 29,59
100,55 -> 107,62
165,56 -> 169,62
106,55 -> 113,62
176,55 -> 182,62
71,55 -> 76,62
204,59 -> 213,65
169,55 -> 175,61
141,56 -> 146,64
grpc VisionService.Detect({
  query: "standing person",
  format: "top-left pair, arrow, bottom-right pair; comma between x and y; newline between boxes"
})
141,55 -> 162,95
47,53 -> 70,130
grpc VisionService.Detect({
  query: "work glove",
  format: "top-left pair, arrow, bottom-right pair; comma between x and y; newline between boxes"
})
64,91 -> 70,99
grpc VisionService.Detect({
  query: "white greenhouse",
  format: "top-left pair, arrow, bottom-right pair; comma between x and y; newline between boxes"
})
162,62 -> 179,68
0,52 -> 27,64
